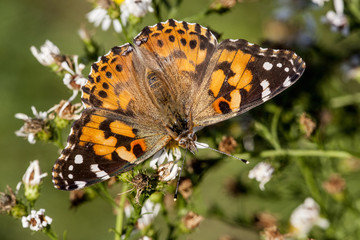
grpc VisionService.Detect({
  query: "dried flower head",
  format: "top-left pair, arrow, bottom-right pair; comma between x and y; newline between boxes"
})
255,212 -> 278,229
178,178 -> 193,200
182,211 -> 204,230
322,174 -> 346,194
15,106 -> 49,144
50,100 -> 82,120
261,225 -> 286,240
22,209 -> 52,231
248,162 -> 274,190
290,198 -> 329,238
299,113 -> 316,137
0,186 -> 16,214
218,136 -> 238,154
130,173 -> 150,204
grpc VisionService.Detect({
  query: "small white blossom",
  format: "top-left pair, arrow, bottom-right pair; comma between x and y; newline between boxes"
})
158,161 -> 180,182
22,160 -> 48,188
15,106 -> 48,144
151,146 -> 182,181
120,0 -> 153,24
137,199 -> 161,229
312,0 -> 329,7
248,162 -> 274,190
87,7 -> 122,33
30,40 -> 61,66
150,146 -> 181,169
22,209 -> 52,231
290,198 -> 329,238
322,0 -> 349,35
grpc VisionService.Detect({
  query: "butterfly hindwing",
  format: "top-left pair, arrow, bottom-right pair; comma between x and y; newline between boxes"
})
192,39 -> 306,126
53,108 -> 170,190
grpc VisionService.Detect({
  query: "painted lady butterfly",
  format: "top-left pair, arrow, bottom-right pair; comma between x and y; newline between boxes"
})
52,19 -> 305,190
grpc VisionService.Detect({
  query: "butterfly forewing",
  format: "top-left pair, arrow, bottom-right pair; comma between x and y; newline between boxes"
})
192,39 -> 305,126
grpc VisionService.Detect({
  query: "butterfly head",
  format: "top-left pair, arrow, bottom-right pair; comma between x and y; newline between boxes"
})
177,130 -> 197,154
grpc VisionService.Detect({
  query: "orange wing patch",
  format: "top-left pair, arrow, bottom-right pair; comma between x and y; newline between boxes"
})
134,19 -> 217,77
81,44 -> 140,113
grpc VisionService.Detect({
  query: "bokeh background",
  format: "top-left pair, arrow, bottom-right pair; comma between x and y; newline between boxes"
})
1,0 -> 360,239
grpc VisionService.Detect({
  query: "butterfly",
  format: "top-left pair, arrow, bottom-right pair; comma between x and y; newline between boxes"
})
52,19 -> 305,190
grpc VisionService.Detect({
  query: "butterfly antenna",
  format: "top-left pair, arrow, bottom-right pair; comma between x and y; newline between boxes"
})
197,142 -> 249,164
174,149 -> 188,201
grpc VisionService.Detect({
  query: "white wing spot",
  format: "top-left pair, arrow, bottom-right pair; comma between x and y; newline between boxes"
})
68,174 -> 73,179
74,181 -> 86,189
90,164 -> 110,180
283,76 -> 292,87
285,67 -> 290,72
276,63 -> 282,68
260,80 -> 271,101
263,62 -> 273,71
68,165 -> 74,171
90,164 -> 100,172
74,154 -> 83,164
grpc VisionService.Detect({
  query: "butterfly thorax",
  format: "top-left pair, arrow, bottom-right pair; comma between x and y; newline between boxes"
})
164,112 -> 197,153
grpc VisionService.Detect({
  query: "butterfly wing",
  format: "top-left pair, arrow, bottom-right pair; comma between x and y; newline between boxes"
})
192,39 -> 306,126
133,19 -> 217,115
53,44 -> 171,190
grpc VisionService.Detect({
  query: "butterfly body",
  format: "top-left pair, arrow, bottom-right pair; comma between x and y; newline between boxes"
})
52,19 -> 305,190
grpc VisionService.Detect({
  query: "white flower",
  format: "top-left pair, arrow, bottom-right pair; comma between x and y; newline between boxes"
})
150,146 -> 181,169
312,0 -> 329,7
17,160 -> 47,200
290,198 -> 329,238
30,40 -> 61,66
22,160 -> 48,188
137,199 -> 161,229
248,162 -> 274,190
322,0 -> 349,35
15,106 -> 48,144
22,209 -> 52,231
61,55 -> 87,91
87,7 -> 122,33
150,146 -> 182,181
157,161 -> 180,182
120,0 -> 153,24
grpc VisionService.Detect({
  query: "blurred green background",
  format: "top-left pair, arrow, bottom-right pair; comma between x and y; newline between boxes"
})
1,0 -> 360,239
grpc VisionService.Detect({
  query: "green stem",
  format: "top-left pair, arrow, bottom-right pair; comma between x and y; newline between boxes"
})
297,159 -> 322,202
254,121 -> 281,150
270,107 -> 281,150
95,184 -> 118,208
44,227 -> 58,240
118,17 -> 131,43
260,149 -> 354,159
114,183 -> 129,240
330,92 -> 360,108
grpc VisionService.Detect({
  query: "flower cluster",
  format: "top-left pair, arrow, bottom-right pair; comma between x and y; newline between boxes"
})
22,209 -> 53,231
289,198 -> 329,238
248,162 -> 274,190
